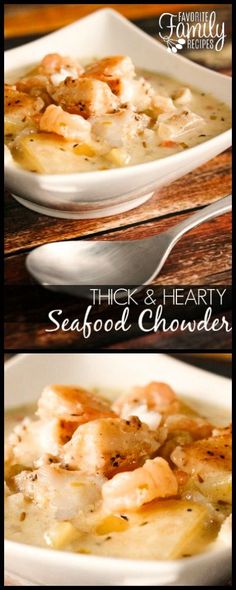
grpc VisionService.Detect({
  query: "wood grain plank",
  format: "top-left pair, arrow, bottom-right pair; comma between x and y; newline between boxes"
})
5,211 -> 232,286
4,150 -> 231,255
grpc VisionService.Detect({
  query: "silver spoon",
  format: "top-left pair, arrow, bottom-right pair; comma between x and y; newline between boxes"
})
26,195 -> 231,291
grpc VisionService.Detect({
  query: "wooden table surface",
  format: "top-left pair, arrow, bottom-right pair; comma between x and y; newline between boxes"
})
4,4 -> 232,350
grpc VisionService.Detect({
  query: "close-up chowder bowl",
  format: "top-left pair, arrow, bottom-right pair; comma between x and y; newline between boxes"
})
5,353 -> 232,586
4,8 -> 232,219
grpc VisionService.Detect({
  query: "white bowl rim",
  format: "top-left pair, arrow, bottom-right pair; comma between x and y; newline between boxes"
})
4,129 -> 232,183
4,7 -> 232,182
4,537 -> 231,572
4,352 -> 232,391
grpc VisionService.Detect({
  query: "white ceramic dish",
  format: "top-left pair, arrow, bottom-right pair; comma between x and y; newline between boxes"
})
4,8 -> 232,219
4,353 -> 232,586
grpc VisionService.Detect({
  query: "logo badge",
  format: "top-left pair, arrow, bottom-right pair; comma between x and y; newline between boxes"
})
158,10 -> 226,53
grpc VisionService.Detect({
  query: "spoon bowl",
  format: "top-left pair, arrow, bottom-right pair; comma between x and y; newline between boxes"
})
26,235 -> 172,287
26,195 -> 231,291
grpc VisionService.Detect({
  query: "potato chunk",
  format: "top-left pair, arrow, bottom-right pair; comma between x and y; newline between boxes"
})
105,147 -> 130,166
77,500 -> 208,560
44,521 -> 80,549
12,132 -> 94,173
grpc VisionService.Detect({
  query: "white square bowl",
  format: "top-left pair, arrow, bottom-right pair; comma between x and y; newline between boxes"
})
4,8 -> 232,219
5,353 -> 231,586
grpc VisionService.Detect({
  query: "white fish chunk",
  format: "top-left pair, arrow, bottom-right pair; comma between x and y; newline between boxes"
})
61,416 -> 164,477
15,464 -> 104,520
173,87 -> 192,105
156,108 -> 205,141
51,77 -> 119,118
91,110 -> 149,148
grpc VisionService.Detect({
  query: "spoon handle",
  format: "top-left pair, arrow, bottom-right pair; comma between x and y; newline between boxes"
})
168,195 -> 232,242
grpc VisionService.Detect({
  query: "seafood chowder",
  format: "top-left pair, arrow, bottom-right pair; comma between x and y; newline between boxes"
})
5,382 -> 231,560
4,53 -> 231,174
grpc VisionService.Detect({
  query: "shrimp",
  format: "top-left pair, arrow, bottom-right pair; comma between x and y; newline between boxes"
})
4,84 -> 44,135
102,457 -> 178,511
16,75 -> 53,106
51,77 -> 119,118
15,464 -> 104,520
39,105 -> 92,141
15,53 -> 83,105
113,381 -> 179,428
91,110 -> 149,148
61,416 -> 165,477
38,53 -> 84,80
37,384 -> 115,424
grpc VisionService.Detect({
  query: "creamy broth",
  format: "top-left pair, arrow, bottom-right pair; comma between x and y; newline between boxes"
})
4,55 -> 231,174
5,391 -> 231,559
